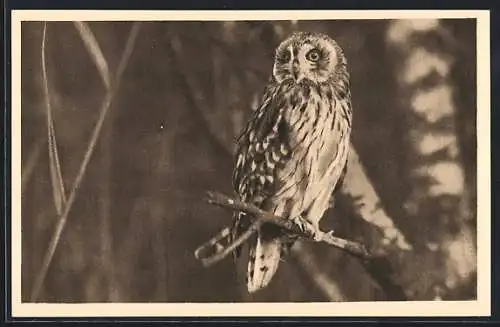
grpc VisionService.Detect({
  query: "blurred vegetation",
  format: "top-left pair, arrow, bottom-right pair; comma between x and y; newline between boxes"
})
21,19 -> 477,303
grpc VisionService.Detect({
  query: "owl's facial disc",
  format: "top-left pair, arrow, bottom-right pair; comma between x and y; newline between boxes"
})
272,33 -> 341,85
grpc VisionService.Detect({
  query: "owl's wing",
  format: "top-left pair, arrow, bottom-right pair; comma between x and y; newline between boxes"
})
231,83 -> 292,258
232,84 -> 291,202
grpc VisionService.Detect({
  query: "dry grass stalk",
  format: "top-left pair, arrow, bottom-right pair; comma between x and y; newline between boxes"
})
30,22 -> 142,302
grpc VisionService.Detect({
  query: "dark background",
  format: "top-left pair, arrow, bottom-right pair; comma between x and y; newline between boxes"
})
20,19 -> 477,303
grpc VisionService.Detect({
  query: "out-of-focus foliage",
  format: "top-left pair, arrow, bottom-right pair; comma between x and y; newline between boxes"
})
385,19 -> 477,300
21,19 -> 477,302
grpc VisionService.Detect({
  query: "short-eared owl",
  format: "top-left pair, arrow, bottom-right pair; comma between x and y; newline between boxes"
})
232,31 -> 353,293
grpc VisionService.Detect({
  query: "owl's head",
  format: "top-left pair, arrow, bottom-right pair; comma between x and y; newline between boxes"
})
272,32 -> 347,85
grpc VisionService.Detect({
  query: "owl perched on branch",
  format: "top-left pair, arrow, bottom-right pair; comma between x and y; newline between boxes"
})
232,31 -> 353,293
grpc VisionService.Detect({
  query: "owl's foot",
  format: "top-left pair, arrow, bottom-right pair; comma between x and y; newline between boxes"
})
289,215 -> 330,242
289,215 -> 310,234
311,228 -> 336,242
312,230 -> 323,242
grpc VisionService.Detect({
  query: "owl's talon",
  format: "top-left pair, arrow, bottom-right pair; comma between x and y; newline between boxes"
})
311,229 -> 323,242
290,215 -> 307,232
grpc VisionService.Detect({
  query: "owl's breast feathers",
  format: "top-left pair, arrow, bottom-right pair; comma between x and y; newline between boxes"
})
232,81 -> 352,247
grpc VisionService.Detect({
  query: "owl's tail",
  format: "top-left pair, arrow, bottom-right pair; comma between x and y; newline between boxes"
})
246,229 -> 282,293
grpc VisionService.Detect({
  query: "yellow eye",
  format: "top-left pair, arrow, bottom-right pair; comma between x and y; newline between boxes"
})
306,49 -> 321,62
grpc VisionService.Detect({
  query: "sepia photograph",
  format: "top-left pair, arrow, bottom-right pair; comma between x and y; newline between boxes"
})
11,10 -> 490,317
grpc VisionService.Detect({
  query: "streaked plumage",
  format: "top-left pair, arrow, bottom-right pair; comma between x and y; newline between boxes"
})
232,31 -> 353,293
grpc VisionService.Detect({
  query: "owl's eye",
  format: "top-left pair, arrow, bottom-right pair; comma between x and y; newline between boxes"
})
305,49 -> 321,62
277,51 -> 291,63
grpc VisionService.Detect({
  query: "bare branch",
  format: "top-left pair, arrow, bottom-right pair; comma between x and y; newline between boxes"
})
195,191 -> 370,266
195,191 -> 408,301
195,224 -> 261,267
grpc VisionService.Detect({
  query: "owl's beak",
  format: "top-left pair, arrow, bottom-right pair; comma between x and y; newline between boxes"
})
291,61 -> 302,83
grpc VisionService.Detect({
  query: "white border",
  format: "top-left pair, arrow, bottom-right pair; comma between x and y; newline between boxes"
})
11,10 -> 491,317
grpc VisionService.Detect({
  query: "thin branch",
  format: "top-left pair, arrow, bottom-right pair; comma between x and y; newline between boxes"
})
195,191 -> 370,267
30,22 -> 142,302
194,223 -> 261,267
195,191 -> 408,301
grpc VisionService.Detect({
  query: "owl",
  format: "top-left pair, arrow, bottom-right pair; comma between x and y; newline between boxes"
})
231,31 -> 353,293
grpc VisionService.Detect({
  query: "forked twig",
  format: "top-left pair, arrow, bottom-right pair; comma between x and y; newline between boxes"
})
194,191 -> 371,267
194,191 -> 408,301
